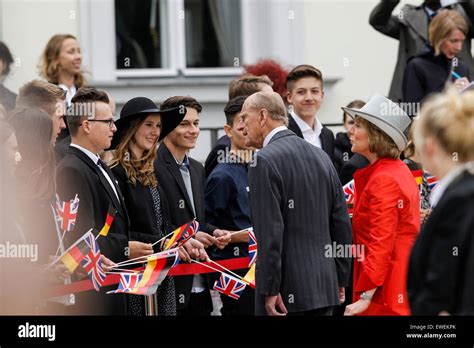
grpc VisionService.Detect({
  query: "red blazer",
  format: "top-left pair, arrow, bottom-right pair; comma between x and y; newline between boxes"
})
352,158 -> 420,315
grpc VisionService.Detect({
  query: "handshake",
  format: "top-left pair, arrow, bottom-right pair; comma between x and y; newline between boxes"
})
128,229 -> 233,263
177,229 -> 232,262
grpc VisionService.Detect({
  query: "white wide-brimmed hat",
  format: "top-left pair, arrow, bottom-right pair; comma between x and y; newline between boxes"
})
341,94 -> 411,151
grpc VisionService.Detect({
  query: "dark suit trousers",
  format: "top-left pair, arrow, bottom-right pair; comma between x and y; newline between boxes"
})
177,292 -> 212,316
287,306 -> 335,316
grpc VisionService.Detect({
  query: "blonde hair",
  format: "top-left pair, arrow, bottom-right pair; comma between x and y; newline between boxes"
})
413,88 -> 474,162
356,117 -> 401,159
39,34 -> 86,88
109,118 -> 158,187
429,10 -> 468,56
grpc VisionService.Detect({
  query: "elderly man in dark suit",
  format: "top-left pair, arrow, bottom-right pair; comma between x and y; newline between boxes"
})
241,91 -> 352,316
56,88 -> 152,314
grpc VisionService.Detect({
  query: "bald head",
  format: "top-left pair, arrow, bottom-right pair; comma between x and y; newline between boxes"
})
245,91 -> 288,125
241,91 -> 289,149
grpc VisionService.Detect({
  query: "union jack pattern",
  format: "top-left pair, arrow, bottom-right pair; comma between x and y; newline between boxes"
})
213,273 -> 247,300
81,232 -> 106,291
55,194 -> 80,231
248,228 -> 257,267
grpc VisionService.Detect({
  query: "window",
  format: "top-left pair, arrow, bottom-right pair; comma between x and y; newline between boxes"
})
114,0 -> 242,76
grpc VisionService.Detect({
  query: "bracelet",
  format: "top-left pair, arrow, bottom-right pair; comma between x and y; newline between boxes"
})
360,291 -> 372,301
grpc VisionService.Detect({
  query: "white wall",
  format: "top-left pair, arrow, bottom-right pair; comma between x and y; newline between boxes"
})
1,0 -> 80,92
303,0 -> 415,126
303,0 -> 473,127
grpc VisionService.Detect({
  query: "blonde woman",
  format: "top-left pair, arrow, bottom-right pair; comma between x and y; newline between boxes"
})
403,9 -> 470,107
39,34 -> 86,104
408,89 -> 474,315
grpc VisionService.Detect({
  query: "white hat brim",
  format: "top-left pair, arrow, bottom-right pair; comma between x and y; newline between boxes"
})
342,106 -> 408,151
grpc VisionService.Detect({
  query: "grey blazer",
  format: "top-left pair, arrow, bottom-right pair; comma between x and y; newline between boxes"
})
248,129 -> 352,314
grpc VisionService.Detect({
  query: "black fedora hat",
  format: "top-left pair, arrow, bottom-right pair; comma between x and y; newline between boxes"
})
111,97 -> 186,149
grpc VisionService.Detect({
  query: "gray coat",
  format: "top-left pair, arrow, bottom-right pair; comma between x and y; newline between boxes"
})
369,1 -> 474,102
248,129 -> 352,314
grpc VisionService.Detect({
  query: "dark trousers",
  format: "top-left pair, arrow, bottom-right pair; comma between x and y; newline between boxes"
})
220,288 -> 255,316
287,306 -> 335,316
177,291 -> 212,316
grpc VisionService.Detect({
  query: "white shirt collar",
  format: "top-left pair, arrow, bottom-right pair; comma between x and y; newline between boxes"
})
263,126 -> 288,148
58,84 -> 77,105
290,109 -> 322,137
70,143 -> 100,165
429,162 -> 471,208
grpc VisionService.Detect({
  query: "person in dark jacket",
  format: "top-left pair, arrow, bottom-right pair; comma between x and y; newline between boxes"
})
334,100 -> 365,174
408,88 -> 474,315
109,97 -> 189,315
403,9 -> 471,109
369,0 -> 474,102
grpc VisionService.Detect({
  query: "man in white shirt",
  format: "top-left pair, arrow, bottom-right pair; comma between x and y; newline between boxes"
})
286,64 -> 336,165
56,87 -> 151,314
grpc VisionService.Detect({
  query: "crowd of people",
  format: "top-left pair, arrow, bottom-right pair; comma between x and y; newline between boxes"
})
0,0 -> 473,317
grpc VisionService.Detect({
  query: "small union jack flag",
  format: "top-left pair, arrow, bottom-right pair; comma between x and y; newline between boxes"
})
213,273 -> 247,300
107,273 -> 143,294
81,232 -> 106,292
343,179 -> 355,216
177,220 -> 200,247
55,194 -> 80,232
248,228 -> 257,267
424,172 -> 439,192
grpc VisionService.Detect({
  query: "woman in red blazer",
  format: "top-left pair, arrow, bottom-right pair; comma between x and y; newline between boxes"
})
342,95 -> 420,316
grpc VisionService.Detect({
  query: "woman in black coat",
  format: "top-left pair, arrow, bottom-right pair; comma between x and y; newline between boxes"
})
403,10 -> 471,111
334,100 -> 365,176
408,89 -> 474,315
109,97 -> 186,316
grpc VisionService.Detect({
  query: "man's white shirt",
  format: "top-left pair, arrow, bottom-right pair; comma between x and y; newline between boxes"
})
290,109 -> 322,148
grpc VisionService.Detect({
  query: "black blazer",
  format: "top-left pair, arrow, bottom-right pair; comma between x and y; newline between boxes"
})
287,113 -> 336,165
204,134 -> 231,178
111,163 -> 172,251
338,153 -> 370,186
408,169 -> 474,315
56,145 -> 129,315
154,142 -> 216,311
54,135 -> 71,164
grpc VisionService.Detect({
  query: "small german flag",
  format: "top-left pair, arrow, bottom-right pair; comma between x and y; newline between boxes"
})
411,169 -> 423,186
243,263 -> 256,289
60,231 -> 93,272
99,206 -> 117,237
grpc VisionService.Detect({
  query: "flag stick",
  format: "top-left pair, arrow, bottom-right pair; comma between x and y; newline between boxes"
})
115,247 -> 179,267
206,258 -> 250,285
114,255 -> 149,267
151,230 -> 175,247
105,268 -> 142,274
190,259 -> 226,275
54,230 -> 67,258
228,227 -> 252,236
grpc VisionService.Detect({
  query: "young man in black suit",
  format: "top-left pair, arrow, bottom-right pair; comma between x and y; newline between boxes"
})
56,88 -> 153,314
154,96 -> 232,316
286,65 -> 336,165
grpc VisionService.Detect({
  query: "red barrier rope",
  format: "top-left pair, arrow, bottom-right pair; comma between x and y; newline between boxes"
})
48,257 -> 250,297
